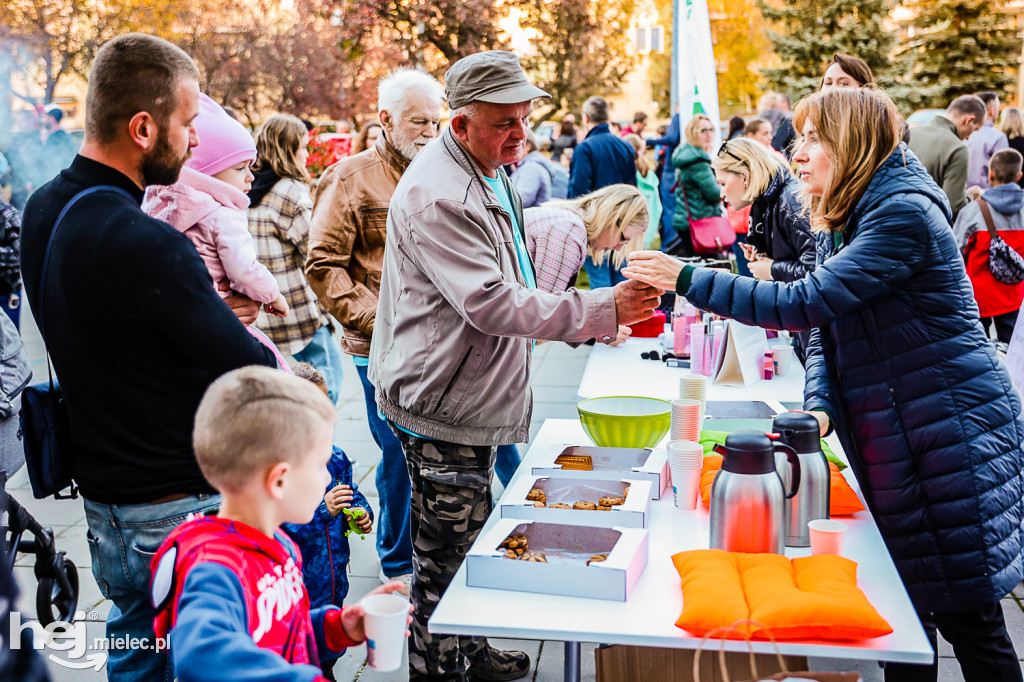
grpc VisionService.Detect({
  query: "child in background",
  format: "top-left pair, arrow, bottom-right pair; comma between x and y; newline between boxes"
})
150,366 -> 407,682
954,148 -> 1024,344
283,362 -> 374,681
142,94 -> 290,320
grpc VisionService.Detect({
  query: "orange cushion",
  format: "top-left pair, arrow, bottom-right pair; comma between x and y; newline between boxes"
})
700,458 -> 865,517
672,550 -> 893,641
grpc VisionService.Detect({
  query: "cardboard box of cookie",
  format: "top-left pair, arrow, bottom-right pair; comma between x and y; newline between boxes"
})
499,475 -> 653,529
529,444 -> 669,500
466,519 -> 649,601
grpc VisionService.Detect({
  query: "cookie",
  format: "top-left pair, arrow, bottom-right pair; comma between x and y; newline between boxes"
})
573,501 -> 597,510
526,488 -> 547,503
520,552 -> 547,563
596,505 -> 612,511
587,553 -> 609,566
555,454 -> 593,471
533,501 -> 546,508
500,534 -> 528,551
598,496 -> 625,507
549,503 -> 572,509
503,549 -> 518,559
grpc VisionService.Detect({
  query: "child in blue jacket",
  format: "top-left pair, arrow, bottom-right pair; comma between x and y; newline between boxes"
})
284,362 -> 374,680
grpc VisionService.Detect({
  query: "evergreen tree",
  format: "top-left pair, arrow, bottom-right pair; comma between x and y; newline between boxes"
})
901,0 -> 1020,108
758,0 -> 895,99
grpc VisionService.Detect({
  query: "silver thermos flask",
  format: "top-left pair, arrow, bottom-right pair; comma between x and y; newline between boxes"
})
709,430 -> 801,554
773,412 -> 831,547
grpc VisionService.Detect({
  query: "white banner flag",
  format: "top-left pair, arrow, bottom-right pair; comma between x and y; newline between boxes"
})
676,0 -> 721,150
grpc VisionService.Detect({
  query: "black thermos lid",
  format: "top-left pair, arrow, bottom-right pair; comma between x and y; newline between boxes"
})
772,412 -> 820,454
720,430 -> 776,474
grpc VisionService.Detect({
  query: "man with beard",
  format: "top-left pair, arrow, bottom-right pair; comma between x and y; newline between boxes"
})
306,68 -> 444,599
20,33 -> 277,681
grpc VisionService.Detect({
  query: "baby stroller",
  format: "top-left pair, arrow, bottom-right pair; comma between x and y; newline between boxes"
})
0,310 -> 79,626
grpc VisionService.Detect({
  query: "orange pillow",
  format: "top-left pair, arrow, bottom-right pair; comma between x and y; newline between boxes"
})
700,458 -> 865,517
672,550 -> 892,641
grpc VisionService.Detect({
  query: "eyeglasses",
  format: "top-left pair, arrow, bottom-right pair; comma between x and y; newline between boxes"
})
718,141 -> 746,164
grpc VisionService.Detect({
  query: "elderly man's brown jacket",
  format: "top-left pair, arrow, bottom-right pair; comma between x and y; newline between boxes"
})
306,133 -> 410,356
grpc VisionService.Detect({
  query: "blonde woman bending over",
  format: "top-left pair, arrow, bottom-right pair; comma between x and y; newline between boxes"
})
524,183 -> 648,345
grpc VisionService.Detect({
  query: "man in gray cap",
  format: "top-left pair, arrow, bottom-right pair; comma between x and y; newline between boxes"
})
369,50 -> 660,682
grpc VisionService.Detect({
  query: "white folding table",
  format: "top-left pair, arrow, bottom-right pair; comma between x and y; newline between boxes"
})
429,419 -> 932,682
576,337 -> 807,404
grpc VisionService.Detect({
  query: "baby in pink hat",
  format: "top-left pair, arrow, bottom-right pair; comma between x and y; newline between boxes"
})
143,94 -> 289,320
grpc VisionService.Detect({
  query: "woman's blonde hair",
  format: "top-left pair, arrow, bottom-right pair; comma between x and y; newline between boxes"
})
999,107 -> 1023,140
253,114 -> 310,182
546,184 -> 648,268
622,133 -> 650,177
684,114 -> 714,149
793,86 -> 902,233
711,137 -> 785,203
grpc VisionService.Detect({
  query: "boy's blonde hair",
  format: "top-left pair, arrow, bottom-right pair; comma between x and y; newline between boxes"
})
546,184 -> 648,268
194,367 -> 336,492
712,137 -> 786,204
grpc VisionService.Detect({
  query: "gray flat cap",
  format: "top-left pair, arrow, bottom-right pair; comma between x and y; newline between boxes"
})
444,51 -> 550,110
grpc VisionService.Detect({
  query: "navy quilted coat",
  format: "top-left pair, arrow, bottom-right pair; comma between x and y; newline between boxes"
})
680,147 -> 1024,612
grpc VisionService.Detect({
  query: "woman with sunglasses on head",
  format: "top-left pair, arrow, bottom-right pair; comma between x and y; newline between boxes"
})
625,87 -> 1024,682
670,114 -> 723,257
524,183 -> 648,346
715,137 -> 815,283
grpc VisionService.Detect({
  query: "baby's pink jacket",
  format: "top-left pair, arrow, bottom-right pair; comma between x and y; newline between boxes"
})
142,166 -> 281,305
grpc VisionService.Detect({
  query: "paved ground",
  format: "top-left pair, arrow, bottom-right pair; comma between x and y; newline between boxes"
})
8,307 -> 1023,681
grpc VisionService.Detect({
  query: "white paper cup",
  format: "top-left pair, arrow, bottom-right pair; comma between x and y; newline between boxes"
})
362,593 -> 410,672
670,466 -> 701,509
771,344 -> 795,376
668,441 -> 704,467
808,519 -> 847,556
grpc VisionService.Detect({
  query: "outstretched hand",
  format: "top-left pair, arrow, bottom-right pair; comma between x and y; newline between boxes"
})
611,279 -> 661,326
340,583 -> 413,643
621,251 -> 686,292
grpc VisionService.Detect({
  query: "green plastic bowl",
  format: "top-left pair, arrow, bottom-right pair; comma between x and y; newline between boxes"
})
577,396 -> 671,448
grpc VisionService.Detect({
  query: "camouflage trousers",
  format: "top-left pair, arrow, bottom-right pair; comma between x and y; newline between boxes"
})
394,430 -> 495,679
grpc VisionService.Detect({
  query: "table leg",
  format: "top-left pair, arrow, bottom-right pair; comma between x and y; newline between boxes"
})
563,641 -> 581,682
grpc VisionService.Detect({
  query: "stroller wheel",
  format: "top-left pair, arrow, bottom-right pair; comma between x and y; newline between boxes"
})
37,556 -> 79,626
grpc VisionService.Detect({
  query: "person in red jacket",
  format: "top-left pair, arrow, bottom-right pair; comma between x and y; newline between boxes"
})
953,148 -> 1024,343
151,367 -> 409,681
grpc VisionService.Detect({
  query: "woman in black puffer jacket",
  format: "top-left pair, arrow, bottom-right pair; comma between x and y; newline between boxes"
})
625,87 -> 1024,682
713,138 -> 815,359
712,138 -> 815,282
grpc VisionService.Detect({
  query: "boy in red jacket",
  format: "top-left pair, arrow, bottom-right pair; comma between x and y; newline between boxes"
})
150,366 -> 408,681
954,148 -> 1024,343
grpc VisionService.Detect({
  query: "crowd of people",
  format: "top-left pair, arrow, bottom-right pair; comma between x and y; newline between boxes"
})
0,28 -> 1023,682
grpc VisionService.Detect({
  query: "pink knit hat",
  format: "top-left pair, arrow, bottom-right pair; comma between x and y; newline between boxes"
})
185,94 -> 257,176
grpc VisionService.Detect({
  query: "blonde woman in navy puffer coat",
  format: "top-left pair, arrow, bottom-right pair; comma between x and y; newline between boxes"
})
625,87 -> 1024,682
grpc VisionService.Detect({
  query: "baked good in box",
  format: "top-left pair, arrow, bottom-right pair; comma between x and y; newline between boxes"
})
596,505 -> 612,511
598,496 -> 625,507
503,549 -> 518,560
501,534 -> 528,551
526,488 -> 546,504
520,552 -> 547,562
555,453 -> 593,471
533,501 -> 546,508
587,553 -> 609,566
573,501 -> 597,510
549,503 -> 572,509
